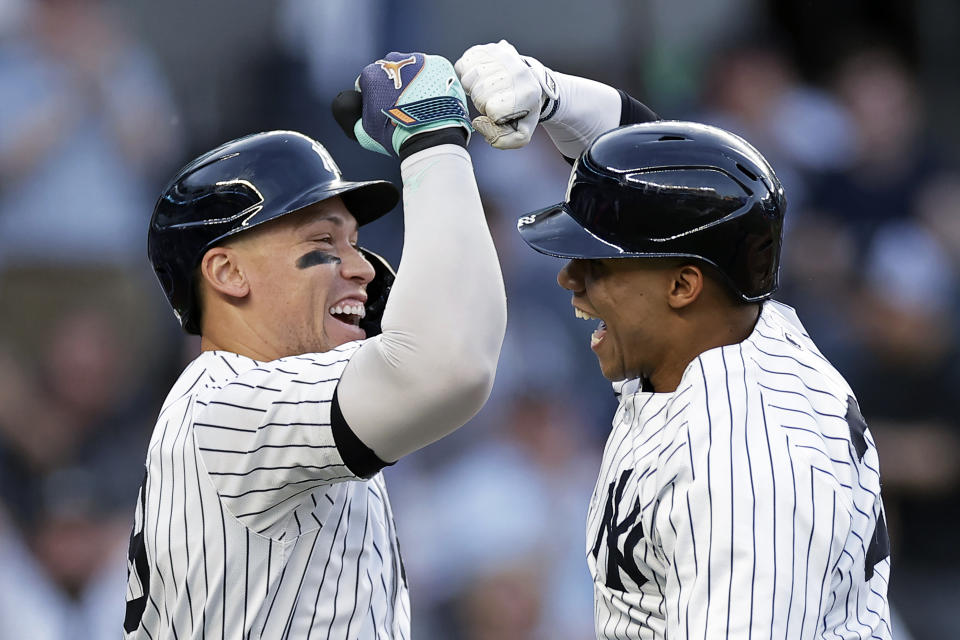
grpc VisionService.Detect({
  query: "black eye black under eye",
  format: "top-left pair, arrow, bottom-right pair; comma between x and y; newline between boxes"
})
297,249 -> 341,269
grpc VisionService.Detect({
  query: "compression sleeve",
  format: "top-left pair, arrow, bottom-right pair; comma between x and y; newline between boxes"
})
540,72 -> 622,160
541,75 -> 660,161
336,144 -> 507,462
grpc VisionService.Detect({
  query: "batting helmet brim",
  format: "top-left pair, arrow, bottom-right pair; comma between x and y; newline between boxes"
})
292,179 -> 399,228
517,203 -> 661,259
221,178 -> 400,234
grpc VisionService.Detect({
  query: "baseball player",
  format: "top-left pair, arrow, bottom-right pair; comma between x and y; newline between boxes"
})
123,52 -> 506,639
456,41 -> 892,639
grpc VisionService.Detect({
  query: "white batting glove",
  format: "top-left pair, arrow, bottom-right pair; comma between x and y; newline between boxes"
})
454,40 -> 560,149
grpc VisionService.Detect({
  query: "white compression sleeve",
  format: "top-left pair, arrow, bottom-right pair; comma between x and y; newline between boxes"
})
541,71 -> 622,159
337,144 -> 507,462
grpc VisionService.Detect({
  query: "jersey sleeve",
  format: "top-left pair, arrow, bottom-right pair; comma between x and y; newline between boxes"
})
653,345 -> 852,639
193,342 -> 377,535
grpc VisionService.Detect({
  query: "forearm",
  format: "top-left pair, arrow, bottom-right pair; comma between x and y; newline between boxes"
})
455,41 -> 661,156
338,144 -> 506,461
542,75 -> 659,160
540,72 -> 621,159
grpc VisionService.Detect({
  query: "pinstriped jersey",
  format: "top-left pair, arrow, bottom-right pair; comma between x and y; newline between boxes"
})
587,301 -> 891,639
124,342 -> 410,639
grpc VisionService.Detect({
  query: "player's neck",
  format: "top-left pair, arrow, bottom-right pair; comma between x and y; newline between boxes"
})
199,313 -> 285,362
648,302 -> 761,392
199,335 -> 277,362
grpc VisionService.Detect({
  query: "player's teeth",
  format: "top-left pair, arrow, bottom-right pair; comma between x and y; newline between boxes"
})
327,303 -> 366,319
591,331 -> 601,347
575,308 -> 596,320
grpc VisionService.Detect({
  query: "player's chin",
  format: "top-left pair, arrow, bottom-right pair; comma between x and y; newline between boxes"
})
324,316 -> 367,347
596,359 -> 626,382
594,348 -> 628,382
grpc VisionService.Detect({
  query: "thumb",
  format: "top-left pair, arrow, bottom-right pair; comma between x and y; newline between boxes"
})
332,90 -> 363,141
471,115 -> 506,146
472,114 -> 537,150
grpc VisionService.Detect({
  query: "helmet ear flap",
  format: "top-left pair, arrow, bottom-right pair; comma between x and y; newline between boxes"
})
358,248 -> 396,337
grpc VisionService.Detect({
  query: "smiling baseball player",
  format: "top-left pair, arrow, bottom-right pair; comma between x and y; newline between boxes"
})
123,52 -> 505,639
457,41 -> 892,639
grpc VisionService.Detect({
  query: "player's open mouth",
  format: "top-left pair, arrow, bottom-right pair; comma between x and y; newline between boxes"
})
574,306 -> 607,349
328,302 -> 366,327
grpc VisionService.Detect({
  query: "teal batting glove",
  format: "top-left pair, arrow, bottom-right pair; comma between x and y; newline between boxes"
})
333,52 -> 472,158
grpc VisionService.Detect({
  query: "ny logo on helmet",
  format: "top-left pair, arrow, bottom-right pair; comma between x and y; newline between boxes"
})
377,56 -> 417,90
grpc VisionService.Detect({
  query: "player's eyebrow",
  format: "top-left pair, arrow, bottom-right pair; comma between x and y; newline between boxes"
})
296,212 -> 342,228
295,210 -> 357,235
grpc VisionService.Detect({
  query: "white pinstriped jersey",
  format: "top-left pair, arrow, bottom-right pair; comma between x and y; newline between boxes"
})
124,342 -> 410,639
587,301 -> 892,639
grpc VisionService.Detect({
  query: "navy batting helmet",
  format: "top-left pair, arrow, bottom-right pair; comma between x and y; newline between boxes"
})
517,121 -> 786,301
148,130 -> 400,335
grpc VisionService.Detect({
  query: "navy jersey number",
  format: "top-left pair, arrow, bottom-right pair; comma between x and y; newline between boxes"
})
124,470 -> 151,633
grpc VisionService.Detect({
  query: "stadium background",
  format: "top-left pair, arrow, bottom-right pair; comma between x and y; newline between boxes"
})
0,0 -> 958,637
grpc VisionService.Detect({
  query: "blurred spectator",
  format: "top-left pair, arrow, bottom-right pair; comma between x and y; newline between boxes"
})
0,0 -> 27,38
391,392 -> 601,640
0,509 -> 126,640
776,213 -> 865,372
0,0 -> 179,420
779,45 -> 949,382
915,172 -> 960,283
698,40 -> 855,215
806,46 -> 942,255
0,0 -> 181,268
453,561 -> 543,640
0,306 -> 153,639
276,0 -> 386,102
842,219 -> 960,639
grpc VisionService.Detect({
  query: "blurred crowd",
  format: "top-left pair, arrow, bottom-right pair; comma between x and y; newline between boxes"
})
0,0 -> 957,638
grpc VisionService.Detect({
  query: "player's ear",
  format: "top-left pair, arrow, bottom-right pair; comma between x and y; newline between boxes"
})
199,246 -> 250,300
666,263 -> 703,310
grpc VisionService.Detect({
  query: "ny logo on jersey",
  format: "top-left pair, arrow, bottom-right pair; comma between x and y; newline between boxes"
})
592,468 -> 647,590
376,56 -> 417,90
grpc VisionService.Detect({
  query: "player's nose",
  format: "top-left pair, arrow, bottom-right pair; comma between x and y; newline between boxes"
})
557,259 -> 585,293
341,246 -> 376,285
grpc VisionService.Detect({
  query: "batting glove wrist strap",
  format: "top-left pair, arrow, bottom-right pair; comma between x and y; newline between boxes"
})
334,52 -> 472,158
520,55 -> 561,122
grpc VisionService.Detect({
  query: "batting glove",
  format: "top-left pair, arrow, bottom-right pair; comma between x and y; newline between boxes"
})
454,40 -> 560,149
332,52 -> 472,158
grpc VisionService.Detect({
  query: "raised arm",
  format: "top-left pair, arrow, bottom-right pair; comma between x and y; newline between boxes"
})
455,40 -> 659,159
332,53 -> 508,466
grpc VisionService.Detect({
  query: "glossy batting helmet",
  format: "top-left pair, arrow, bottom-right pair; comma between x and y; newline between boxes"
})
517,121 -> 786,300
148,130 -> 400,335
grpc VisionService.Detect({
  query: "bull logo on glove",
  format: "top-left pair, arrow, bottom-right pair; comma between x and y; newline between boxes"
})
376,56 -> 417,90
